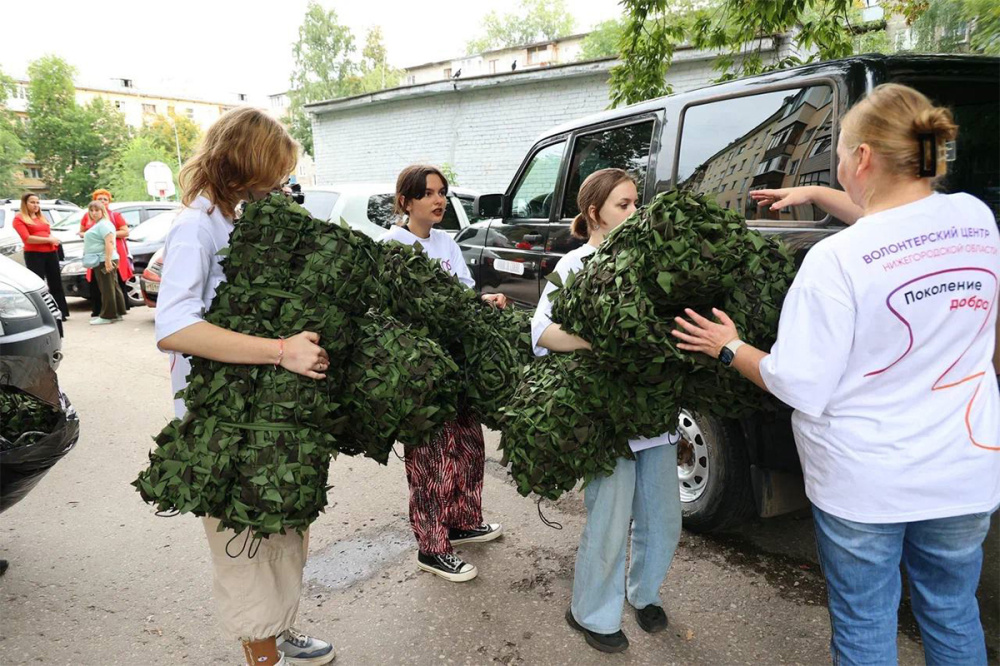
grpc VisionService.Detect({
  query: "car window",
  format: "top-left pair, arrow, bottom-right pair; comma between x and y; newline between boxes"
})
301,191 -> 341,221
49,209 -> 82,229
130,211 -> 176,242
676,85 -> 835,223
896,76 -> 999,219
510,141 -> 565,220
439,198 -> 462,231
561,120 -> 655,219
455,226 -> 487,244
367,194 -> 396,228
0,210 -> 5,228
118,208 -> 143,227
456,196 -> 480,224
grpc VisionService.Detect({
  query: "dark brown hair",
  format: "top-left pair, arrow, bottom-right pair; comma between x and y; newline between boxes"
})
19,192 -> 40,220
394,164 -> 450,224
570,168 -> 636,239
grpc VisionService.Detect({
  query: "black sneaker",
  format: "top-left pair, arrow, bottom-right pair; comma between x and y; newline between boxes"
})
635,604 -> 669,633
417,551 -> 478,582
565,608 -> 629,653
448,523 -> 503,545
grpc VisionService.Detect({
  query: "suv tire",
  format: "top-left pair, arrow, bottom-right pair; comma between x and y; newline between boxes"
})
677,410 -> 755,532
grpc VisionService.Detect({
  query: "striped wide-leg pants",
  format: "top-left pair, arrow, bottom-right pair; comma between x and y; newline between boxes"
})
404,411 -> 485,555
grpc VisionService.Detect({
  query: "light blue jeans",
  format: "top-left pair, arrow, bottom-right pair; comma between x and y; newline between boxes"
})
571,443 -> 682,634
812,505 -> 995,666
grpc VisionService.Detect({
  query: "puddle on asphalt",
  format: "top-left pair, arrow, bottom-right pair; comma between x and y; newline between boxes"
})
304,527 -> 412,590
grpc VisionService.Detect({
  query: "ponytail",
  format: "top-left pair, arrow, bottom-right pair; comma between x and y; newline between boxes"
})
570,213 -> 590,240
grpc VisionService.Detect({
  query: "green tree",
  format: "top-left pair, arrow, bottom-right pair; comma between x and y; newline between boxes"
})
140,112 -> 202,167
24,55 -> 130,202
0,67 -> 25,197
580,18 -> 626,60
288,1 -> 359,155
105,135 -> 175,201
466,0 -> 575,54
356,27 -> 403,93
610,0 -> 998,107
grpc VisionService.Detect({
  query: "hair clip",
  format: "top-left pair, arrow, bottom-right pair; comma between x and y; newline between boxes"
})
917,132 -> 937,177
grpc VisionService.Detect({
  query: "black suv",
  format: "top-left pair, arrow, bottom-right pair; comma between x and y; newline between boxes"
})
458,54 -> 1000,532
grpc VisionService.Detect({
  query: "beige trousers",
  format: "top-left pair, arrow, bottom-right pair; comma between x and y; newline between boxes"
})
202,518 -> 309,642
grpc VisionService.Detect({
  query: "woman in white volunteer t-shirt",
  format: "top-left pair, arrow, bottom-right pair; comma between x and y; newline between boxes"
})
674,84 -> 999,665
154,108 -> 335,666
379,164 -> 505,584
533,168 -> 682,654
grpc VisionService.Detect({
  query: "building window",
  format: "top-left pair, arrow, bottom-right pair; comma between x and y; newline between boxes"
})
405,75 -> 416,85
808,137 -> 833,158
489,60 -> 498,74
14,85 -> 26,100
185,108 -> 194,120
789,159 -> 800,175
22,167 -> 42,179
142,103 -> 156,114
114,100 -> 123,110
443,68 -> 452,79
119,78 -> 133,88
238,93 -> 247,101
798,170 -> 831,187
527,46 -> 548,65
727,163 -> 737,175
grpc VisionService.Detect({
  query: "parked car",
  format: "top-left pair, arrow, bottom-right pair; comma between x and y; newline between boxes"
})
0,255 -> 63,370
58,208 -> 179,308
0,199 -> 82,265
139,247 -> 163,307
300,183 -> 475,237
465,54 -> 1000,532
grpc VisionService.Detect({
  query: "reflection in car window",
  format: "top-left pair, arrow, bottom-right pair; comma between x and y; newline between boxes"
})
898,77 -> 999,219
677,86 -> 834,222
510,142 -> 565,220
458,197 -> 479,223
301,191 -> 341,221
561,121 -> 655,219
367,193 -> 462,231
118,209 -> 143,227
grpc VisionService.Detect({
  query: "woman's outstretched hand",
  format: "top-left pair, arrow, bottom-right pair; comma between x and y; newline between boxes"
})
672,308 -> 739,359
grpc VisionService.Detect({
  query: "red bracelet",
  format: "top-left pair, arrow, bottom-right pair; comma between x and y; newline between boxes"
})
275,337 -> 285,368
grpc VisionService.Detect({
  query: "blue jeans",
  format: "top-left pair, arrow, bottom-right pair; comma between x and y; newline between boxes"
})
571,443 -> 682,634
812,505 -> 994,666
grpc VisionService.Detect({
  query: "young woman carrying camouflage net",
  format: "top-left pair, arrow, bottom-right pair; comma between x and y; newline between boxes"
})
379,164 -> 506,582
531,168 -> 682,654
154,108 -> 335,666
676,84 -> 999,665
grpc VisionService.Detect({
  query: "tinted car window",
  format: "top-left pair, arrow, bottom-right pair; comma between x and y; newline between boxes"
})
457,196 -> 479,223
561,120 -> 655,219
301,191 -> 341,221
898,76 -> 999,219
677,86 -> 834,223
510,141 -> 565,220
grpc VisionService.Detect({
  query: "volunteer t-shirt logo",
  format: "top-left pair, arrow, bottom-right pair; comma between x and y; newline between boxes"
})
440,259 -> 452,272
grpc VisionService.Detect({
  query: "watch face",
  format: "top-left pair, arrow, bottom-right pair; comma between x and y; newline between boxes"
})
719,347 -> 735,366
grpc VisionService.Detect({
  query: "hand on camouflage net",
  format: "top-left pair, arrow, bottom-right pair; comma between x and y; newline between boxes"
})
672,308 -> 740,359
281,331 -> 330,380
482,293 -> 508,309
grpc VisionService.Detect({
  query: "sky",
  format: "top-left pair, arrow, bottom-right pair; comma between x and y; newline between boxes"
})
1,0 -> 623,100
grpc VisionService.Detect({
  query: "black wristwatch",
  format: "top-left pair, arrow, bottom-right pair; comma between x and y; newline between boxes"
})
719,339 -> 745,367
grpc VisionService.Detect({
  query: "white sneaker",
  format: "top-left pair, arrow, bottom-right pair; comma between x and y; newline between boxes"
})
90,317 -> 113,326
277,627 -> 336,665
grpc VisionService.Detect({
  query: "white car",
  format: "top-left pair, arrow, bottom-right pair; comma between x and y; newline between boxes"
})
300,183 -> 476,238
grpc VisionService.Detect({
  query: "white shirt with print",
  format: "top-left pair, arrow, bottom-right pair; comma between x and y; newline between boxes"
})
532,243 -> 678,453
379,226 -> 474,287
759,192 -> 1000,523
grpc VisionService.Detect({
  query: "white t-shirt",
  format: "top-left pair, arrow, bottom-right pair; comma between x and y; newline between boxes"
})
379,226 -> 474,287
759,192 -> 1000,523
532,243 -> 678,453
154,197 -> 234,418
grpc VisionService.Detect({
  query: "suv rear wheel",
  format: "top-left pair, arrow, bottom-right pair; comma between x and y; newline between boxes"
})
676,410 -> 755,532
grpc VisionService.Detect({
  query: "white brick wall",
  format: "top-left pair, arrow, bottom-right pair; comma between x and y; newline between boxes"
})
311,58 -> 728,193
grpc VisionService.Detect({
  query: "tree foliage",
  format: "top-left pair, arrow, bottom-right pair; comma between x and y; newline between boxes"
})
466,0 -> 575,54
24,56 -> 130,202
580,18 -> 626,60
0,66 -> 25,197
139,112 -> 201,167
356,27 -> 403,94
105,135 -> 175,201
287,2 -> 359,156
610,0 -> 998,108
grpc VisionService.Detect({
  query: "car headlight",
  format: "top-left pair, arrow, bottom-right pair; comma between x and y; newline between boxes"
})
61,260 -> 84,274
0,282 -> 38,319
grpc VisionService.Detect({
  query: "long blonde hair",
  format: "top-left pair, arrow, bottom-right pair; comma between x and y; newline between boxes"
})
179,107 -> 298,219
840,83 -> 958,186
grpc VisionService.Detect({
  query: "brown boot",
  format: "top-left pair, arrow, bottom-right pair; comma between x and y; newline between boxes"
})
242,637 -> 282,666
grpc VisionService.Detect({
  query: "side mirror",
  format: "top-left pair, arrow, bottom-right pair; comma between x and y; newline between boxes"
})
475,193 -> 504,219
